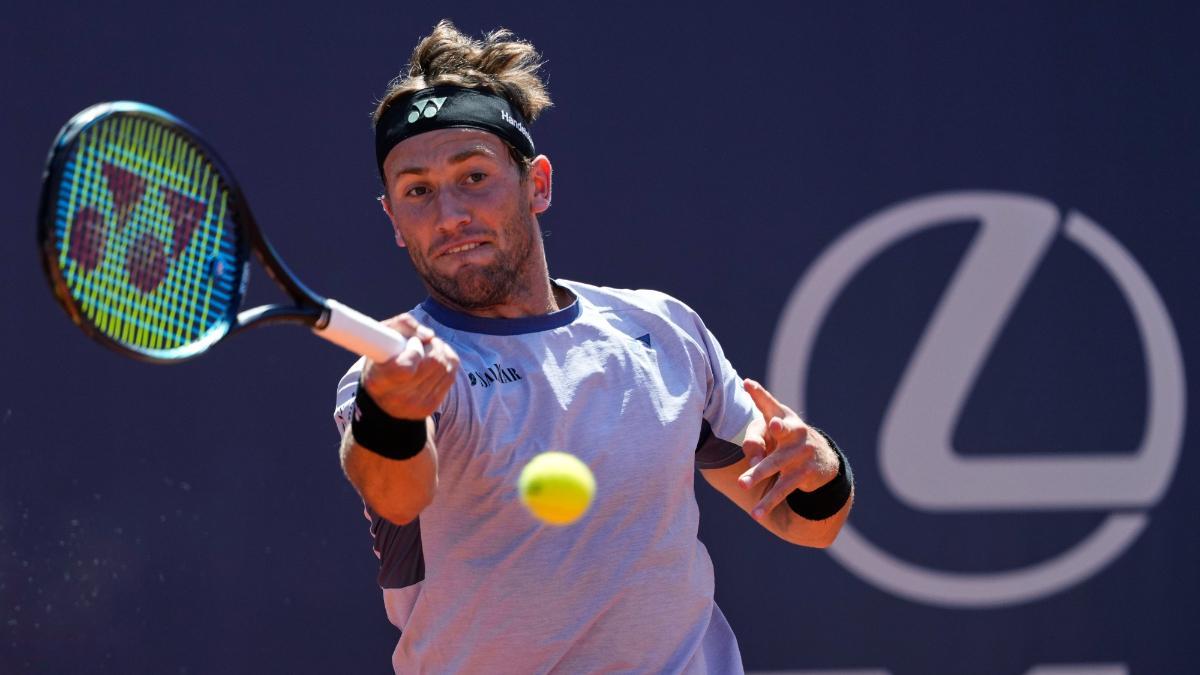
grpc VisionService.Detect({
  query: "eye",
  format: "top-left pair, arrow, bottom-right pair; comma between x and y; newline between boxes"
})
405,185 -> 431,198
465,172 -> 487,184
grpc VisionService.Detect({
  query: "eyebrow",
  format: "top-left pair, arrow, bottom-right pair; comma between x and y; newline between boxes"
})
393,146 -> 499,177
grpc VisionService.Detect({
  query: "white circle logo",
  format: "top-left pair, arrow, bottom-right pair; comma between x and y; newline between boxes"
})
768,191 -> 1186,608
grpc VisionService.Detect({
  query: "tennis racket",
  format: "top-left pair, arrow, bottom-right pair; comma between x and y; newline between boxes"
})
38,101 -> 420,364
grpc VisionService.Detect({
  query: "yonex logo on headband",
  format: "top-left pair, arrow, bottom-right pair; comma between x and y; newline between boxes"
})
375,86 -> 537,181
407,96 -> 448,123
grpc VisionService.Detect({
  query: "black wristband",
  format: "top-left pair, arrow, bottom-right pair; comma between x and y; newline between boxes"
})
785,429 -> 853,521
351,382 -> 428,461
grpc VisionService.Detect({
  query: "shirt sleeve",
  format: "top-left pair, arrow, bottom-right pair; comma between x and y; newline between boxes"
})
680,304 -> 756,469
333,357 -> 367,437
333,358 -> 428,604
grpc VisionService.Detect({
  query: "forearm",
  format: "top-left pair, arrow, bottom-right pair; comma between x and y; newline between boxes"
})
703,409 -> 855,548
340,416 -> 439,525
702,457 -> 853,548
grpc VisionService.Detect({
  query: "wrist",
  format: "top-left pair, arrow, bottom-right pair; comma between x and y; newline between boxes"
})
785,429 -> 853,521
351,381 -> 428,461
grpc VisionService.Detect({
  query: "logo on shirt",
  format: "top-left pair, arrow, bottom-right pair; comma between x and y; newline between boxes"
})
468,363 -> 523,388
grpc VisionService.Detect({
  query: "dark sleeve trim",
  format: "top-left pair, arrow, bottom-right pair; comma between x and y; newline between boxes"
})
695,419 -> 746,469
369,508 -> 425,590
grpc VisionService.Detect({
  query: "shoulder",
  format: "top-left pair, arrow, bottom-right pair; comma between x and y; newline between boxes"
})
559,279 -> 701,325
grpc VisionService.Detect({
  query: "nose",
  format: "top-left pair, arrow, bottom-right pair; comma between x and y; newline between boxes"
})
433,187 -> 471,235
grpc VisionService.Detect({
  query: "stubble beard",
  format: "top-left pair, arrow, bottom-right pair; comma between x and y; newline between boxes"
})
412,208 -> 539,311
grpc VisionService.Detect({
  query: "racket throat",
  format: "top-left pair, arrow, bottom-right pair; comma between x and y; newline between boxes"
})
234,305 -> 324,332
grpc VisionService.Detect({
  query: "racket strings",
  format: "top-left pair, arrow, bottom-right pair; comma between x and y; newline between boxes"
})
67,120 -> 196,344
54,115 -> 241,354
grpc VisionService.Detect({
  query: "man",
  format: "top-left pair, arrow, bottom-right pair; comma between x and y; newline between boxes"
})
333,20 -> 854,673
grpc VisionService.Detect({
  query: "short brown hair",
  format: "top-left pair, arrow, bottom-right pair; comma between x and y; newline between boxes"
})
374,20 -> 552,128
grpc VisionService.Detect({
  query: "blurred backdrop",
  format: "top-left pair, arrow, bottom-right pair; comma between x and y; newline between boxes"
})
2,2 -> 1197,673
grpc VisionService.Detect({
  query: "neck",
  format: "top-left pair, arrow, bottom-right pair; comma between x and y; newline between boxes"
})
430,279 -> 571,318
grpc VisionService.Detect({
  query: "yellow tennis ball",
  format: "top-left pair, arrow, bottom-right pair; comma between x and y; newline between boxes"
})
518,451 -> 596,526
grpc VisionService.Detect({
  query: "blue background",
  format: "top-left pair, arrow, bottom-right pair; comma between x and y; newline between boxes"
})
2,2 -> 1197,673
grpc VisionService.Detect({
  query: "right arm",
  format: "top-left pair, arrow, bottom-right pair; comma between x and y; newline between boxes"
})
339,314 -> 460,525
340,417 -> 439,526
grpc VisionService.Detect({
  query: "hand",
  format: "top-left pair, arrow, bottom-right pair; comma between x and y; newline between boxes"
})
361,313 -> 459,420
738,379 -> 839,520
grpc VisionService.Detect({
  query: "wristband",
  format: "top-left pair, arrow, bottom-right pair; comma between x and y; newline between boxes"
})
351,382 -> 428,461
785,429 -> 853,521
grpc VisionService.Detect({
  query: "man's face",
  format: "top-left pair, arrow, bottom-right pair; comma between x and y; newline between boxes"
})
379,129 -> 550,310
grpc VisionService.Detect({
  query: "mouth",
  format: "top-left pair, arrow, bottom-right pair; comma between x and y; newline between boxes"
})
446,242 -> 483,255
437,240 -> 490,259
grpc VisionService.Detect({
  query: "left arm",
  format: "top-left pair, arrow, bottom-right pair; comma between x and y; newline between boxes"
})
700,378 -> 853,548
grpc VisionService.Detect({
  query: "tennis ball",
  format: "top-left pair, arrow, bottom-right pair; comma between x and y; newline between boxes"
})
518,451 -> 596,526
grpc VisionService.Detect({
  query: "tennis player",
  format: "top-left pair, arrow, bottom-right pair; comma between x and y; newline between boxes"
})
333,20 -> 854,673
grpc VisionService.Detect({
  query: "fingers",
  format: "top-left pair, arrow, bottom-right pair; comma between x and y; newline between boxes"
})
739,432 -> 841,520
404,337 -> 459,390
743,378 -> 786,419
375,314 -> 432,364
420,361 -> 457,414
361,315 -> 459,420
742,424 -> 768,469
738,420 -> 820,521
417,337 -> 459,384
751,469 -> 801,520
365,340 -> 457,418
741,411 -> 802,462
740,380 -> 808,484
381,312 -> 434,337
739,442 -> 805,490
768,415 -> 810,444
769,417 -> 786,437
741,416 -> 779,469
749,447 -> 839,519
371,314 -> 431,363
405,337 -> 460,416
395,335 -> 425,367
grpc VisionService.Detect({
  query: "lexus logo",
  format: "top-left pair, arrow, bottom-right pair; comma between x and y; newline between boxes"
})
768,191 -> 1186,608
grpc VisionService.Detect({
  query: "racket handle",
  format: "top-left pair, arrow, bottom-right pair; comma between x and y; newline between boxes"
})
317,299 -> 423,363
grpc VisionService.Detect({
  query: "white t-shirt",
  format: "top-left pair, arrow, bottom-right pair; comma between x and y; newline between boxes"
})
333,280 -> 755,674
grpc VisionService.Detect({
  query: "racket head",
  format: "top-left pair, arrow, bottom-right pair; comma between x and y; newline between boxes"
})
38,102 -> 252,363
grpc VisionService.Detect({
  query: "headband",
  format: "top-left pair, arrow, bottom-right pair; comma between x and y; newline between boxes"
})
374,85 -> 536,179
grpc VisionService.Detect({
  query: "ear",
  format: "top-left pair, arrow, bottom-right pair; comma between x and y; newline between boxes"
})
527,155 -> 552,215
378,194 -> 407,248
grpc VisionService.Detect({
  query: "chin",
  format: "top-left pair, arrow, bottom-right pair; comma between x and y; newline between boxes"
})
436,266 -> 515,308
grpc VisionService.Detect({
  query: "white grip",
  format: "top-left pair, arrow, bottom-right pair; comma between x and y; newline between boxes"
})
315,299 -> 423,363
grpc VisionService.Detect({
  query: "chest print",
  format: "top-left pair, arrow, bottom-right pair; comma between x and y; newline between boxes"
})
467,362 -> 524,388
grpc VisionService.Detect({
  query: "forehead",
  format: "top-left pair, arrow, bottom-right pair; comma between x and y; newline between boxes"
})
382,128 -> 509,176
